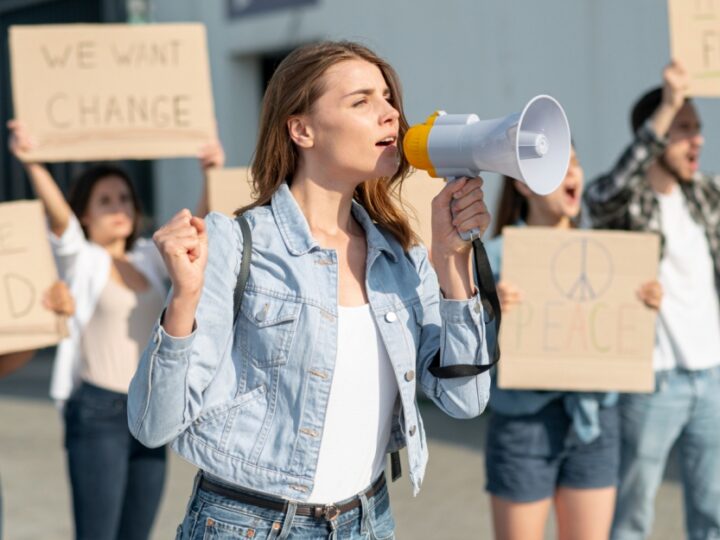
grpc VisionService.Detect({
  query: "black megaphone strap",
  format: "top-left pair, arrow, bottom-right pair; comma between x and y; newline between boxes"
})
428,238 -> 501,378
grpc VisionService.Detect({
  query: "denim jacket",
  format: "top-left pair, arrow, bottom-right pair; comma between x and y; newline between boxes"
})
128,183 -> 490,499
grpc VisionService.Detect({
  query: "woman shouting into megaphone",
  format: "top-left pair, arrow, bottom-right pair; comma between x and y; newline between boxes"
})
128,41 -> 492,539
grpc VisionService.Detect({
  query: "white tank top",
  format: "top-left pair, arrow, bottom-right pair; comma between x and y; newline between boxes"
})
654,186 -> 720,371
308,304 -> 399,504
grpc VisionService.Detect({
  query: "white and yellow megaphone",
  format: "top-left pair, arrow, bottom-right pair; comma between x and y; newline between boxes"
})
403,94 -> 571,197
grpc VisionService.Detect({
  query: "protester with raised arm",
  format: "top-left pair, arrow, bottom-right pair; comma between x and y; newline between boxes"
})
7,120 -> 224,540
584,61 -> 720,540
128,40 -> 492,539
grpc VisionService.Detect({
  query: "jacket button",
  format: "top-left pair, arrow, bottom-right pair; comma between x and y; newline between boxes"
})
409,425 -> 417,436
404,370 -> 415,382
385,311 -> 397,323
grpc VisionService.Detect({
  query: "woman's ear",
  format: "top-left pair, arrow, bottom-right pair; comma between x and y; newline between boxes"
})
513,179 -> 532,198
287,116 -> 314,149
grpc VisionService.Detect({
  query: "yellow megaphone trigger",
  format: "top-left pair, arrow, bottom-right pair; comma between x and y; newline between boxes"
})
403,112 -> 440,178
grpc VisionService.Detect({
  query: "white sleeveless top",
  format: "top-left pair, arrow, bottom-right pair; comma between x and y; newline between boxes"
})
308,304 -> 399,504
654,186 -> 720,371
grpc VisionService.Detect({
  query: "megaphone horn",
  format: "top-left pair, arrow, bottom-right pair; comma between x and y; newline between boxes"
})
403,95 -> 572,197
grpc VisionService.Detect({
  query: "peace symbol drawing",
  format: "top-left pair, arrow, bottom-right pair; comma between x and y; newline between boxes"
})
550,238 -> 614,302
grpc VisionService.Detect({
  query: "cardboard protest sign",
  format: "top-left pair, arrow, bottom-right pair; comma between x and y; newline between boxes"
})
207,168 -> 254,216
497,227 -> 659,393
1,332 -> 69,357
0,201 -> 68,355
396,170 -> 445,248
9,23 -> 216,161
668,0 -> 720,96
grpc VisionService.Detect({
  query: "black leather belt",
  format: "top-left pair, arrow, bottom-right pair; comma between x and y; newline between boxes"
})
198,474 -> 386,521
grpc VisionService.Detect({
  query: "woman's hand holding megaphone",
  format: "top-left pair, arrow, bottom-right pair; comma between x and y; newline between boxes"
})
430,176 -> 491,299
431,176 -> 490,252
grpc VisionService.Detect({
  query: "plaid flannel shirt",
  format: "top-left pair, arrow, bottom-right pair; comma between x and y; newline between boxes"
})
583,121 -> 720,293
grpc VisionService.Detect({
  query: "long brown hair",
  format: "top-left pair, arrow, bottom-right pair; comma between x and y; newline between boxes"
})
492,176 -> 529,237
238,41 -> 418,250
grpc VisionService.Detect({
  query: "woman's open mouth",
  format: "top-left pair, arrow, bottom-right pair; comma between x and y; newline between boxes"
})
564,185 -> 579,204
376,136 -> 397,148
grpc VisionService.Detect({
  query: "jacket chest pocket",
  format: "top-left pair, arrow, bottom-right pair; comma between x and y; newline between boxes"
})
237,291 -> 301,367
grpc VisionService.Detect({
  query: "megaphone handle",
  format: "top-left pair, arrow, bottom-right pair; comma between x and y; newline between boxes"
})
447,176 -> 482,242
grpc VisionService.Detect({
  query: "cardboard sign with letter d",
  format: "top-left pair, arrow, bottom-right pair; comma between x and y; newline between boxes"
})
0,201 -> 68,355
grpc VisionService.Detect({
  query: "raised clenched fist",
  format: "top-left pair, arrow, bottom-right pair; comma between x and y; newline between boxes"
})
153,209 -> 208,299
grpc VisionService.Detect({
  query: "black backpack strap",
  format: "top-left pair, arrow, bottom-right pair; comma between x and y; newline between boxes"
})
390,450 -> 402,482
428,237 -> 501,377
233,214 -> 252,323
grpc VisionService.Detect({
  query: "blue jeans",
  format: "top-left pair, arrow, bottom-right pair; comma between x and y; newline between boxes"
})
612,367 -> 720,540
176,473 -> 396,539
64,382 -> 167,540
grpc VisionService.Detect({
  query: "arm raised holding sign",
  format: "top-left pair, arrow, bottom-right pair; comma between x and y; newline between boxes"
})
583,61 -> 697,227
195,138 -> 225,217
8,120 -> 71,237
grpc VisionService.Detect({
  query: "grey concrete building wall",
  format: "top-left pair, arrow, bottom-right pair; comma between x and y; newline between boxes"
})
149,0 -> 720,226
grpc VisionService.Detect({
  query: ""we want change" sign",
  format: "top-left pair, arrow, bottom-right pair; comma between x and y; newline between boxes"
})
9,23 -> 216,162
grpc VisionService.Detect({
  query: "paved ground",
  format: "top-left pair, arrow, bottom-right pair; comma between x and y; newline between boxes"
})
0,352 -> 685,539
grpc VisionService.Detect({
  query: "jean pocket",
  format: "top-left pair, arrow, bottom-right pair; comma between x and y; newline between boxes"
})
238,291 -> 301,367
368,489 -> 396,540
197,515 -> 280,540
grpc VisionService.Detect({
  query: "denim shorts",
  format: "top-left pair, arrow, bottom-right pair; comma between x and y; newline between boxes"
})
485,399 -> 620,502
176,473 -> 396,540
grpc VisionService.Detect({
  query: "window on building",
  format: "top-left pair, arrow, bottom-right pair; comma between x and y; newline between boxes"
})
260,49 -> 294,94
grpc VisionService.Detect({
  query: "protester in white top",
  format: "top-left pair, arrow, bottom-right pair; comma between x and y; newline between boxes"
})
584,61 -> 720,540
8,119 -> 224,540
49,211 -> 167,401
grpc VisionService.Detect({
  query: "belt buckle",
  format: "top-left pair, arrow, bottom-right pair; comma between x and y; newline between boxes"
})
323,504 -> 339,521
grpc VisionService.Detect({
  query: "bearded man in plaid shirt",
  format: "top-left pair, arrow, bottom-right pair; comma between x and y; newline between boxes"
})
584,61 -> 720,540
